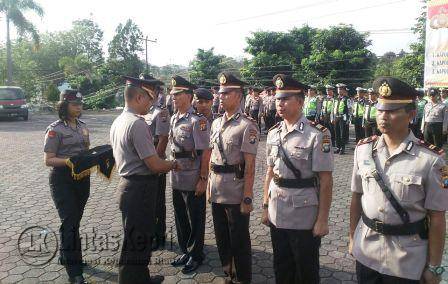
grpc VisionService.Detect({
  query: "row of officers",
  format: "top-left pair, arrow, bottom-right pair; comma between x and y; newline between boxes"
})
43,73 -> 447,284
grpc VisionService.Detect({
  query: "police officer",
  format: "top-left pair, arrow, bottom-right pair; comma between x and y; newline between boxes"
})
212,86 -> 220,114
363,88 -> 379,137
208,72 -> 259,284
321,85 -> 336,147
169,76 -> 211,273
412,90 -> 427,139
261,74 -> 334,284
349,76 -> 448,284
421,89 -> 448,148
140,74 -> 170,251
304,85 -> 319,121
264,87 -> 277,131
110,75 -> 178,284
194,88 -> 217,123
352,87 -> 366,143
245,87 -> 263,129
44,90 -> 90,284
332,83 -> 350,154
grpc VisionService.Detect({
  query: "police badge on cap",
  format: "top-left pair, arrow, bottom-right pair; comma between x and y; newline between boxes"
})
373,76 -> 417,111
60,89 -> 83,103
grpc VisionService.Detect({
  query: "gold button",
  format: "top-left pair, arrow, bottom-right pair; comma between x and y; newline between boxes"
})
404,177 -> 411,183
378,207 -> 384,213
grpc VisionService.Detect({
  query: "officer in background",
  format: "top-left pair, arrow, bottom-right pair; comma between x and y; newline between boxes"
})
264,87 -> 277,132
349,76 -> 448,284
363,88 -> 379,137
212,86 -> 220,114
44,90 -> 90,284
245,87 -> 263,130
304,85 -> 319,121
140,74 -> 170,251
352,87 -> 366,143
261,74 -> 334,284
421,88 -> 448,148
169,76 -> 211,273
441,88 -> 448,106
194,88 -> 216,123
110,75 -> 178,284
332,83 -> 350,154
412,90 -> 427,139
321,85 -> 335,147
208,72 -> 259,284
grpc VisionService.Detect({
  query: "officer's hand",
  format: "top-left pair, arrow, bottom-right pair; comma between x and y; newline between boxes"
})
312,219 -> 329,237
261,209 -> 270,226
348,237 -> 354,256
195,180 -> 207,197
240,202 -> 253,215
422,268 -> 441,284
172,160 -> 181,171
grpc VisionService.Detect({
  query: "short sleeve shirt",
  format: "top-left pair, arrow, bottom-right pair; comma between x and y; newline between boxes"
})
44,119 -> 90,158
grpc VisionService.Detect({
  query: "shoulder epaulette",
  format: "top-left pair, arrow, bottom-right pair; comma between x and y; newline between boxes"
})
49,120 -> 63,128
357,135 -> 378,146
268,122 -> 281,133
243,113 -> 257,123
309,121 -> 327,132
78,119 -> 86,124
417,140 -> 445,155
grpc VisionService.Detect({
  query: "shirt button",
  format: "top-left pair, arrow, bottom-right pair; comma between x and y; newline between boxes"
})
378,207 -> 385,213
404,177 -> 411,183
385,160 -> 391,166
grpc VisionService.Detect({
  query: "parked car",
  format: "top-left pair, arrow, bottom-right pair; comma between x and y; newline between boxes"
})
0,86 -> 29,120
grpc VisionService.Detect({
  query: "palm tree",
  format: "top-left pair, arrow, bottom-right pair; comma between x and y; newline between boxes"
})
0,0 -> 44,85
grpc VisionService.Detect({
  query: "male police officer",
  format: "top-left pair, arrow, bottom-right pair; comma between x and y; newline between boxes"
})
332,83 -> 350,154
261,74 -> 334,284
194,88 -> 216,123
352,87 -> 366,143
208,72 -> 259,284
264,87 -> 277,131
421,89 -> 448,148
169,76 -> 211,273
304,85 -> 319,121
321,85 -> 336,146
110,75 -> 179,284
140,73 -> 170,251
349,76 -> 448,284
363,88 -> 380,137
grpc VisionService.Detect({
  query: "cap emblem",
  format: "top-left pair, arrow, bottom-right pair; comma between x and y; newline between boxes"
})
275,77 -> 284,88
379,82 -> 392,97
219,74 -> 227,85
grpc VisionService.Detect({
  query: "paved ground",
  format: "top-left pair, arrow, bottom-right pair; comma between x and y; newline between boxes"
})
0,111 -> 446,284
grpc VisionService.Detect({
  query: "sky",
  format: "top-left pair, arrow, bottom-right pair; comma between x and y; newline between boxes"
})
2,0 -> 423,67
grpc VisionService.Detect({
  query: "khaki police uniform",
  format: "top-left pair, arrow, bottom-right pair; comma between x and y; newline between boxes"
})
170,104 -> 210,264
264,92 -> 277,130
266,74 -> 334,284
44,90 -> 90,281
351,76 -> 448,283
421,101 -> 448,148
144,104 -> 170,248
110,75 -> 164,284
209,72 -> 259,284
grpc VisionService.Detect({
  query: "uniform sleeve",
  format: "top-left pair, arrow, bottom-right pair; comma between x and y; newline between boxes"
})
192,116 -> 211,150
131,120 -> 157,160
351,147 -> 363,193
209,120 -> 216,149
312,130 -> 334,172
424,156 -> 448,211
241,122 -> 259,155
44,127 -> 61,153
155,109 -> 170,137
266,133 -> 275,167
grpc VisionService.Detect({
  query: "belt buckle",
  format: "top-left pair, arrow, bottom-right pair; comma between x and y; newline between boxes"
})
373,219 -> 384,232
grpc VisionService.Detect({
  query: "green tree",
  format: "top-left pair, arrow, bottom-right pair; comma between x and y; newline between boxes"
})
189,48 -> 226,86
43,83 -> 59,102
0,0 -> 44,84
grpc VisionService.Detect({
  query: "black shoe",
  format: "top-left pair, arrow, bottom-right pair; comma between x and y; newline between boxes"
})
151,236 -> 166,251
181,257 -> 201,274
149,275 -> 164,284
171,254 -> 189,266
69,275 -> 87,284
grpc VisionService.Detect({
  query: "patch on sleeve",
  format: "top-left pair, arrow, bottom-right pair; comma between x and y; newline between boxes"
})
48,130 -> 56,138
199,119 -> 207,131
440,166 -> 448,189
321,134 -> 331,153
249,129 -> 258,144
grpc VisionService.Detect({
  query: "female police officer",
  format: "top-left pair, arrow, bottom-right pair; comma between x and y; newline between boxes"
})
43,89 -> 90,284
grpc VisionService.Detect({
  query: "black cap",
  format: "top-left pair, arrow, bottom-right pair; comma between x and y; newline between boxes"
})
139,73 -> 165,86
170,76 -> 197,95
218,72 -> 247,93
123,75 -> 164,88
60,89 -> 82,103
252,86 -> 263,93
373,76 -> 417,111
273,74 -> 309,99
194,88 -> 213,100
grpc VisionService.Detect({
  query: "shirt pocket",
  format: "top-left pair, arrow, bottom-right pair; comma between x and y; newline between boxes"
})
391,173 -> 424,204
291,192 -> 318,208
61,134 -> 77,145
359,169 -> 377,195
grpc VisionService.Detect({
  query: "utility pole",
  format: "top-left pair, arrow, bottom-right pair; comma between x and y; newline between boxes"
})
140,36 -> 157,74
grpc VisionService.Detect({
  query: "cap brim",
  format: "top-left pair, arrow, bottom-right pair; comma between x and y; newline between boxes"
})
275,92 -> 295,99
171,89 -> 186,95
375,102 -> 409,111
218,87 -> 241,93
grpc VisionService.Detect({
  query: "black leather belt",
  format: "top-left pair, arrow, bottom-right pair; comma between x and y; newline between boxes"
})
273,174 -> 316,188
122,174 -> 158,181
172,150 -> 202,159
361,212 -> 428,237
210,163 -> 240,173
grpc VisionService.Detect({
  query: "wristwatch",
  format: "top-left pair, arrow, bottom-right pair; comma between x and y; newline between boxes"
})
243,197 -> 252,205
427,264 -> 445,276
